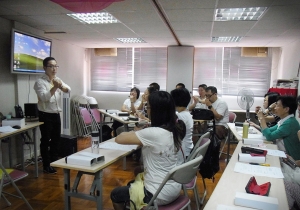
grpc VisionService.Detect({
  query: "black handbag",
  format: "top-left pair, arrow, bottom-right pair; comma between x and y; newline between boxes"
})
191,108 -> 214,120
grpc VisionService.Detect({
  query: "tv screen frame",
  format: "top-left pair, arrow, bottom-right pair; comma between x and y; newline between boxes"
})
11,29 -> 52,75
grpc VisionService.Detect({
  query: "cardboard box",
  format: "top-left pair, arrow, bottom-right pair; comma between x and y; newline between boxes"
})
2,118 -> 25,128
234,192 -> 278,210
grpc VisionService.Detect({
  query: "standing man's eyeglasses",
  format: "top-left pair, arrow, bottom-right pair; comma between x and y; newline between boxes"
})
46,65 -> 59,69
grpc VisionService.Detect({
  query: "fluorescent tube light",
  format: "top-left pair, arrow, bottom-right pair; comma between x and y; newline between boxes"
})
115,38 -> 146,43
67,12 -> 119,24
215,7 -> 267,21
212,36 -> 242,42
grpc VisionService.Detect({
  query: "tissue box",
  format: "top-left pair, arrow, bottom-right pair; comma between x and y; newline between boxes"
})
234,192 -> 278,210
238,153 -> 266,164
2,118 -> 25,128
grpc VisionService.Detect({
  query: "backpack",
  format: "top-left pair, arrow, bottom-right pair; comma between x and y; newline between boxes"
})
198,122 -> 220,180
100,124 -> 113,142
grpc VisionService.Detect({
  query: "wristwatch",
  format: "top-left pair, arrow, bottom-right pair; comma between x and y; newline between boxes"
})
208,105 -> 212,109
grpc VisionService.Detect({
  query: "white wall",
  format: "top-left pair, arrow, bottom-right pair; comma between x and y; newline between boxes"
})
167,46 -> 194,92
278,40 -> 300,80
0,19 -> 86,167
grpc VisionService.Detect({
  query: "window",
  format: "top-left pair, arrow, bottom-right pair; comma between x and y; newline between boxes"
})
91,48 -> 167,91
193,47 -> 271,96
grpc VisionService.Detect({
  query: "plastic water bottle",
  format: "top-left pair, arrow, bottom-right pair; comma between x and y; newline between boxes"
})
242,122 -> 249,139
91,131 -> 99,154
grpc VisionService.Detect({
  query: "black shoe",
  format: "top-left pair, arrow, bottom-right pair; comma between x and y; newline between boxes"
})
43,166 -> 57,174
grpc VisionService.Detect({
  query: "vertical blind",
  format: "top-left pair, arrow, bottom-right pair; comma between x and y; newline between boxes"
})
193,47 -> 272,96
91,48 -> 167,91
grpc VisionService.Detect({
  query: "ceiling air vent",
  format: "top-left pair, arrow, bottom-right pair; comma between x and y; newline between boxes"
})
241,47 -> 268,57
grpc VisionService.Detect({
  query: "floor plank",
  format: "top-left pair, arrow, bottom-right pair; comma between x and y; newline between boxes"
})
1,141 -> 236,210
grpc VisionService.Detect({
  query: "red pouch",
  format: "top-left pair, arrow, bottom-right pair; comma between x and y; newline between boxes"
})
245,176 -> 271,196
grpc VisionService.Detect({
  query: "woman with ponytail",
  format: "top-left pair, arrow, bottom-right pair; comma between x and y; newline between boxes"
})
111,91 -> 186,210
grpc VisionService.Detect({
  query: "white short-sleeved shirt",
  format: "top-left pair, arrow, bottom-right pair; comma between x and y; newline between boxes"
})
176,110 -> 194,164
135,127 -> 181,205
123,98 -> 141,111
195,102 -> 207,109
212,98 -> 229,127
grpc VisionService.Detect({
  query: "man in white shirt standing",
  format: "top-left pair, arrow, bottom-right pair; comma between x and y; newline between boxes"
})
34,57 -> 71,174
204,86 -> 229,140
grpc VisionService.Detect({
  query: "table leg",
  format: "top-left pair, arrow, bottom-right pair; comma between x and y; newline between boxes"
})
64,168 -> 71,210
33,128 -> 38,177
122,124 -> 129,170
95,170 -> 103,210
226,130 -> 231,165
8,138 -> 12,168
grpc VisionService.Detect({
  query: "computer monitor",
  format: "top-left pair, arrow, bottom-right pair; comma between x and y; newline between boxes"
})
24,103 -> 39,119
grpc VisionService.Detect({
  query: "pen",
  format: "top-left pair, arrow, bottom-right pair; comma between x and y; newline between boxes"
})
249,163 -> 270,166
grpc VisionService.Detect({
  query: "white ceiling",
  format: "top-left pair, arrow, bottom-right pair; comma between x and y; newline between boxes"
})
0,0 -> 300,48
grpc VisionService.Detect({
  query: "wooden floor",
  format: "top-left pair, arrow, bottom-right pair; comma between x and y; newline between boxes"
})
0,142 -> 236,210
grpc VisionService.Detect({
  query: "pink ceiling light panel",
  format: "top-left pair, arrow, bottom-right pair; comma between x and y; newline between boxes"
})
51,0 -> 123,13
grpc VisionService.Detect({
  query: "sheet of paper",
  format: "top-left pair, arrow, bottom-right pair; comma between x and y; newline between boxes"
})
0,126 -> 18,133
234,162 -> 284,178
99,141 -> 138,151
217,204 -> 252,210
251,147 -> 287,158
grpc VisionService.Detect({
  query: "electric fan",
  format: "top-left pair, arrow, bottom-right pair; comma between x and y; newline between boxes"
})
237,88 -> 254,120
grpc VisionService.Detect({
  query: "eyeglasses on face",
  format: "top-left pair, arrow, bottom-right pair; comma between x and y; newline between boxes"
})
46,65 -> 59,69
205,93 -> 215,98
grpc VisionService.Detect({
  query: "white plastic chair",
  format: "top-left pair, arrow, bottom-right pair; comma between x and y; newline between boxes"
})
185,136 -> 211,209
144,155 -> 203,210
219,111 -> 237,158
0,163 -> 33,209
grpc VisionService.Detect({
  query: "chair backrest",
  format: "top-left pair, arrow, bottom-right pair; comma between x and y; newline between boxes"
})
90,108 -> 102,123
228,112 -> 237,123
187,139 -> 211,162
80,108 -> 92,125
146,155 -> 203,208
194,131 -> 210,149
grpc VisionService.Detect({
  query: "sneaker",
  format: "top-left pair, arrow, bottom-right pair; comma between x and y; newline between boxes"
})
43,166 -> 57,174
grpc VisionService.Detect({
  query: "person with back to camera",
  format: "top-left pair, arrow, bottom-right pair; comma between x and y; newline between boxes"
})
171,87 -> 194,164
110,91 -> 186,210
175,83 -> 185,89
34,57 -> 71,174
248,92 -> 280,130
149,82 -> 160,91
258,95 -> 300,160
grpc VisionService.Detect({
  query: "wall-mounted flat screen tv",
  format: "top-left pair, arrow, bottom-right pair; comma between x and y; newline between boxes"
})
11,29 -> 52,74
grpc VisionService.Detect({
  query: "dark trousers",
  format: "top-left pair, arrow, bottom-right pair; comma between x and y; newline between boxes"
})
39,111 -> 61,167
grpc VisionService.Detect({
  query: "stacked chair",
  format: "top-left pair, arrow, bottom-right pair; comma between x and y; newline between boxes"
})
70,95 -> 102,137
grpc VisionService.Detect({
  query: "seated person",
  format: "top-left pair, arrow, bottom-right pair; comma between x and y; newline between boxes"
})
110,91 -> 186,209
175,83 -> 185,89
189,84 -> 207,111
282,156 -> 300,209
171,87 -> 194,164
297,95 -> 300,118
249,92 -> 280,129
136,86 -> 157,120
111,87 -> 141,136
149,82 -> 160,91
204,86 -> 229,140
258,95 -> 300,160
